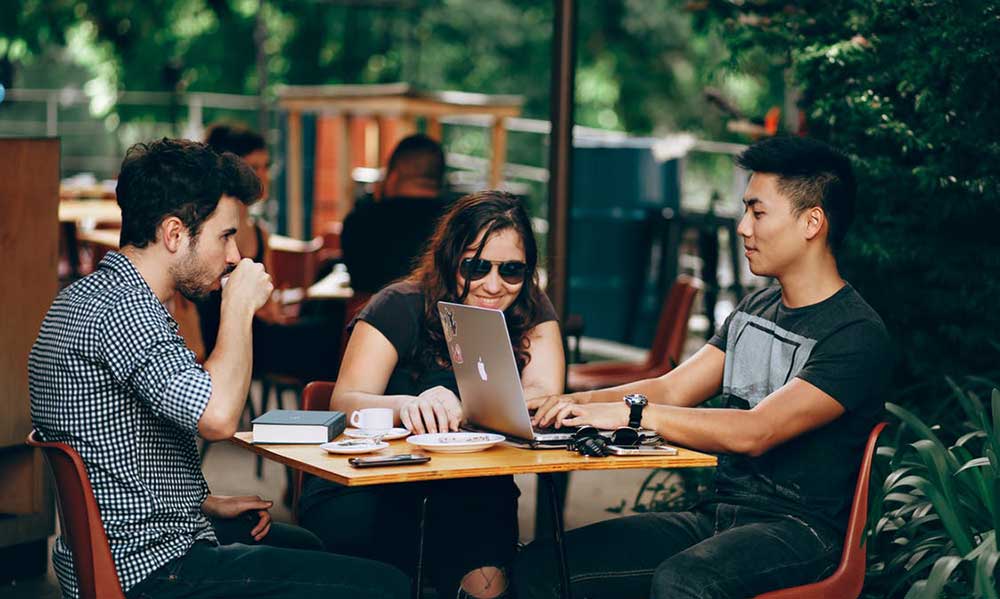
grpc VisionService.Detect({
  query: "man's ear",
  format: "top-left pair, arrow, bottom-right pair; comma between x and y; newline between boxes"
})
159,216 -> 189,253
803,206 -> 826,241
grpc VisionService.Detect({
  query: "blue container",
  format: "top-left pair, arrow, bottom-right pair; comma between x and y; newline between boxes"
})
567,138 -> 680,346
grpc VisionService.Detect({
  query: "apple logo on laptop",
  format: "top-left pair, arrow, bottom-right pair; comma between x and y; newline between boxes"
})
477,357 -> 488,382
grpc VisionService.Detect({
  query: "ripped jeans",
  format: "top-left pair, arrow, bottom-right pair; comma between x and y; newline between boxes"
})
514,502 -> 841,599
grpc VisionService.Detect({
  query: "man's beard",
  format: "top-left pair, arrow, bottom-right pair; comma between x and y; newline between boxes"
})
172,243 -> 219,301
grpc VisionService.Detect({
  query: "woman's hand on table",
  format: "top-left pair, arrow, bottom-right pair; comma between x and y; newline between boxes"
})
528,391 -> 592,427
400,386 -> 463,434
201,494 -> 273,541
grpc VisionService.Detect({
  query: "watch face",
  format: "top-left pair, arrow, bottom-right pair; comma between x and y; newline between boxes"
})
624,393 -> 648,407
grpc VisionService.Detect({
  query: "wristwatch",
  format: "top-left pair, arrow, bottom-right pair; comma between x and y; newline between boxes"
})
623,394 -> 648,429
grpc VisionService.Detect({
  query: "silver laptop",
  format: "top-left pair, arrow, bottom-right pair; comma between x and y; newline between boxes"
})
437,301 -> 657,448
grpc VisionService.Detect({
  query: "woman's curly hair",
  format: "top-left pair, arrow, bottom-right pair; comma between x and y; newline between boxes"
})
406,190 -> 548,376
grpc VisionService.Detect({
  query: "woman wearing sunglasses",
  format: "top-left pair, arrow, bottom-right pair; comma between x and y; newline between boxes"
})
297,190 -> 565,599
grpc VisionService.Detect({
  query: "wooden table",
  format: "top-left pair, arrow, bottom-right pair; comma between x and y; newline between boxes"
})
58,201 -> 121,278
76,228 -> 121,250
58,199 -> 121,225
305,269 -> 354,300
231,432 -> 716,598
231,432 -> 714,485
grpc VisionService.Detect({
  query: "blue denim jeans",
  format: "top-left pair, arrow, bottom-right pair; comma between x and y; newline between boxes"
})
514,502 -> 841,599
125,518 -> 409,599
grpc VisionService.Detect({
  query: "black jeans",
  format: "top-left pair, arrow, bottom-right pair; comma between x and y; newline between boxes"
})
298,474 -> 520,597
126,516 -> 409,599
514,502 -> 841,599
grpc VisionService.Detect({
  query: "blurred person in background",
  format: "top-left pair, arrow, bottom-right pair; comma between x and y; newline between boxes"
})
341,133 -> 450,295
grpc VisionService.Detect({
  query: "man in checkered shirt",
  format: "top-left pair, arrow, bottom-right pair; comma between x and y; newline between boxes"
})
29,138 -> 409,599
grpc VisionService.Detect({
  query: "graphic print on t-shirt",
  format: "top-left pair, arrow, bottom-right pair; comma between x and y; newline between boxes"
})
723,312 -> 817,407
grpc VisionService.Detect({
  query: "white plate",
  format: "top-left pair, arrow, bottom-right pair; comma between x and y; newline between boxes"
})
320,440 -> 390,455
343,427 -> 411,441
406,432 -> 505,453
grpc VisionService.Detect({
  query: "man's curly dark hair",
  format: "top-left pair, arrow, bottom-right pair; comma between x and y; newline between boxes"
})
116,138 -> 260,248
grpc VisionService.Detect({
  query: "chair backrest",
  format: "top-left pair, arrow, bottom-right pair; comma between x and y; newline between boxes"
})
753,421 -> 888,599
302,380 -> 337,412
318,221 -> 343,263
645,275 -> 702,373
292,381 -> 337,522
267,234 -> 324,291
26,431 -> 125,599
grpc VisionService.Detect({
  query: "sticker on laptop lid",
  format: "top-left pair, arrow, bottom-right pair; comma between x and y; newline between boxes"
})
442,307 -> 458,339
450,342 -> 464,365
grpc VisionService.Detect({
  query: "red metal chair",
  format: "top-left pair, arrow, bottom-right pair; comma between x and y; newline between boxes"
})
290,380 -> 337,522
268,234 -> 324,292
317,220 -> 343,264
567,275 -> 702,391
26,430 -> 126,599
753,421 -> 888,599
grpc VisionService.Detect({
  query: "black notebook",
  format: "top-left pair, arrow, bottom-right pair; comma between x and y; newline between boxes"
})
251,409 -> 346,444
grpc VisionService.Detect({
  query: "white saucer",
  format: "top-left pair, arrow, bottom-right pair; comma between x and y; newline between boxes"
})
320,440 -> 390,455
343,427 -> 410,441
406,432 -> 505,453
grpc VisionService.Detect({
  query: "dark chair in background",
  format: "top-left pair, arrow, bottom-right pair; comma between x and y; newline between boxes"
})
567,275 -> 702,392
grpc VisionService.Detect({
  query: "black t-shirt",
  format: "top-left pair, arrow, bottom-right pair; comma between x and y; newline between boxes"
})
706,283 -> 892,535
354,281 -> 559,397
341,195 -> 450,294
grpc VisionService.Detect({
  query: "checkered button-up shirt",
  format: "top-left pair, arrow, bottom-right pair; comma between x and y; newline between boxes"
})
29,252 -> 217,598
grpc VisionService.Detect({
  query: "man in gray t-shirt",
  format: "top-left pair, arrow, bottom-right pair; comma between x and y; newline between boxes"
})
519,136 -> 892,599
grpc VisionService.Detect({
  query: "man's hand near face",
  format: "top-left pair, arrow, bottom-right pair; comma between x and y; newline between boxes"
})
200,258 -> 273,440
221,258 -> 273,316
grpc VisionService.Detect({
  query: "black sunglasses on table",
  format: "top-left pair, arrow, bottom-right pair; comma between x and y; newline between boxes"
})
459,258 -> 527,284
568,425 -> 641,456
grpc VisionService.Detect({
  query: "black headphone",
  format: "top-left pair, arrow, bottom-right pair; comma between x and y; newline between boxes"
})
569,427 -> 611,457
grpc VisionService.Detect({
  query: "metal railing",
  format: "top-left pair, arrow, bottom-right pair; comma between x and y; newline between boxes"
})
0,86 -> 747,214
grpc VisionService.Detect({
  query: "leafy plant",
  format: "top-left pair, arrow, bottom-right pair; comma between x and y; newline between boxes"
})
610,465 -> 714,516
701,0 -> 1000,415
866,384 -> 1000,598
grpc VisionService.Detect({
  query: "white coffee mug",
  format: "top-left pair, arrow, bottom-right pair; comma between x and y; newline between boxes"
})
350,408 -> 393,432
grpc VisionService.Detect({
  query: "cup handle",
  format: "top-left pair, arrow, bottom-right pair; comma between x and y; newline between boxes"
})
350,411 -> 361,428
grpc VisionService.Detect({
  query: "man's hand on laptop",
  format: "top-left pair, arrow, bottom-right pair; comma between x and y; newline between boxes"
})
401,386 -> 463,434
550,402 -> 629,431
529,391 -> 593,428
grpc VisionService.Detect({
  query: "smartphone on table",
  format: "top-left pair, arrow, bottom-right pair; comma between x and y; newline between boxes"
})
348,453 -> 431,468
605,445 -> 678,456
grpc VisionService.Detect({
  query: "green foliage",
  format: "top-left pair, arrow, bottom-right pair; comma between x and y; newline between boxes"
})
703,0 -> 1000,413
4,0 -> 768,139
866,383 -> 1000,598
617,465 -> 714,515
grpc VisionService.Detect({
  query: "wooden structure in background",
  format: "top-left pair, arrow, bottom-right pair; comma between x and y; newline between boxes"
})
277,83 -> 523,238
0,138 -> 59,578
